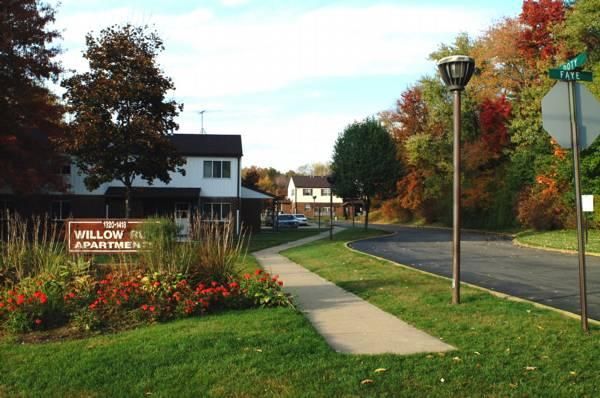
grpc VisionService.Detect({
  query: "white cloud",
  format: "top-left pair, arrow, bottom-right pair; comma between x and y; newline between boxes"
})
55,4 -> 496,98
52,2 -> 512,170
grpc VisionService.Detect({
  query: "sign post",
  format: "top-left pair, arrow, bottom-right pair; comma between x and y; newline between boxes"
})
566,79 -> 589,332
542,53 -> 597,332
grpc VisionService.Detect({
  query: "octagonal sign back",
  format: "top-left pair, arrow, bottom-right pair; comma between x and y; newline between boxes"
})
542,82 -> 600,149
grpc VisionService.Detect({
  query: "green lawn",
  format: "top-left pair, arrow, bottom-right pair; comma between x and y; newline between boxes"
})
283,228 -> 600,397
0,228 -> 598,397
515,229 -> 600,254
246,228 -> 322,252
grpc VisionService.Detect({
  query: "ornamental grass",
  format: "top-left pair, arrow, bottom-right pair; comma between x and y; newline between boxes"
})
0,213 -> 290,336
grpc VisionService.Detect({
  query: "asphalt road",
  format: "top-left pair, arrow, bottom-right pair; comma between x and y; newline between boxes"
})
347,224 -> 600,321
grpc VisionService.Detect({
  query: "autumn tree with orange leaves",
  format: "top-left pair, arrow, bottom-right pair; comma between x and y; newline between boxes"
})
377,0 -> 600,230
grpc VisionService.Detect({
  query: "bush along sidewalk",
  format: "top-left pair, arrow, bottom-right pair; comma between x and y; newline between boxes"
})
0,268 -> 291,334
0,215 -> 292,336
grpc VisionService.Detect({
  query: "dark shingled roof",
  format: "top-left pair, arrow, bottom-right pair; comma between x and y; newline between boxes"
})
169,134 -> 243,157
292,176 -> 331,188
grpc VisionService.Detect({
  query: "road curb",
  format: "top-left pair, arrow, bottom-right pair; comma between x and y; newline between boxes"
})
344,237 -> 600,326
513,238 -> 600,257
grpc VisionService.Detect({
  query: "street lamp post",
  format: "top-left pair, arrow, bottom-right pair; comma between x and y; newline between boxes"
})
437,55 -> 475,305
312,195 -> 317,229
327,176 -> 335,240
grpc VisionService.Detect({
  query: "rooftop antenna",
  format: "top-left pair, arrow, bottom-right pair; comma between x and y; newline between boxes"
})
197,110 -> 207,134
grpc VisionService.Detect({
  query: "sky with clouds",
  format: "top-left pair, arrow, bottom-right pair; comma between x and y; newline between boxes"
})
50,0 -> 524,172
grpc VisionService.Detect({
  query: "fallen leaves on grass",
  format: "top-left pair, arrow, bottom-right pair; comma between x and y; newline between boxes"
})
374,368 -> 387,373
452,357 -> 461,362
361,379 -> 374,385
524,366 -> 537,371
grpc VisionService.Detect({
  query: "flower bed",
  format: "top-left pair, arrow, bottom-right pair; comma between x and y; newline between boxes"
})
0,269 -> 291,334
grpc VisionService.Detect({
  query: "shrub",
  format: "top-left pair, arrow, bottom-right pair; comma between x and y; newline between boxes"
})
137,218 -> 197,275
189,216 -> 247,284
380,199 -> 413,223
0,215 -> 68,285
517,176 -> 571,230
0,276 -> 67,332
239,269 -> 292,308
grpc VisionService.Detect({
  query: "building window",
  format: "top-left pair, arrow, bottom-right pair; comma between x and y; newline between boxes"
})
304,204 -> 311,210
51,200 -> 71,221
303,188 -> 312,196
204,161 -> 231,178
202,202 -> 232,220
319,207 -> 331,215
321,188 -> 331,196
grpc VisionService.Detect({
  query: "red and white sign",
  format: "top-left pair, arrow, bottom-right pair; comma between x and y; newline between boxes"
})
67,219 -> 148,254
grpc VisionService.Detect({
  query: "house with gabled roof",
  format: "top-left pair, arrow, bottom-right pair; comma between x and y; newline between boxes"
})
0,134 -> 272,234
285,175 -> 343,218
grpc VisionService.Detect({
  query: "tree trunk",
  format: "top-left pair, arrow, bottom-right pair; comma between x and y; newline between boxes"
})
364,196 -> 370,230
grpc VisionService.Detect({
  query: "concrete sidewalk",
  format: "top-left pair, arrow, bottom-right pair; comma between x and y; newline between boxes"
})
253,229 -> 454,355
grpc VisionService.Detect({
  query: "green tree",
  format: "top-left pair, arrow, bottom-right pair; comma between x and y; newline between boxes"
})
0,0 -> 65,193
61,24 -> 185,217
331,118 -> 400,229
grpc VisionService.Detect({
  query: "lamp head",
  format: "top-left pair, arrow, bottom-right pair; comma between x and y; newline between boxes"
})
437,55 -> 475,91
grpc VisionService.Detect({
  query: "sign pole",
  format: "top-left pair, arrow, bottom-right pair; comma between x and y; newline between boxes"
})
568,81 -> 589,332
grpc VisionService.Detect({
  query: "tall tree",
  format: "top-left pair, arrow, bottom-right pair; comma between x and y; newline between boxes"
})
0,0 -> 65,193
518,0 -> 566,62
241,166 -> 260,189
296,162 -> 331,176
331,118 -> 400,229
61,24 -> 185,217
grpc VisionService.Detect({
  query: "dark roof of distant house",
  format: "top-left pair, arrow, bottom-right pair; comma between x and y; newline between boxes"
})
242,184 -> 277,198
169,134 -> 243,157
292,176 -> 331,188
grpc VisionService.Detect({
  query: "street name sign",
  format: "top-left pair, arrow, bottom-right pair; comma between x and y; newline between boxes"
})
548,69 -> 593,82
67,219 -> 148,254
560,53 -> 587,71
541,82 -> 600,149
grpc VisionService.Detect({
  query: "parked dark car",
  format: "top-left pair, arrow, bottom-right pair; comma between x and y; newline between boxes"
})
276,214 -> 299,228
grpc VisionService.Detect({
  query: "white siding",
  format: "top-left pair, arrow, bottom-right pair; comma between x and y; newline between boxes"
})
68,156 -> 240,198
287,179 -> 296,201
287,177 -> 343,204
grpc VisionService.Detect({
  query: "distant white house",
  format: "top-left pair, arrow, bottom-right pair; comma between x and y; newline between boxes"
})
285,176 -> 343,216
